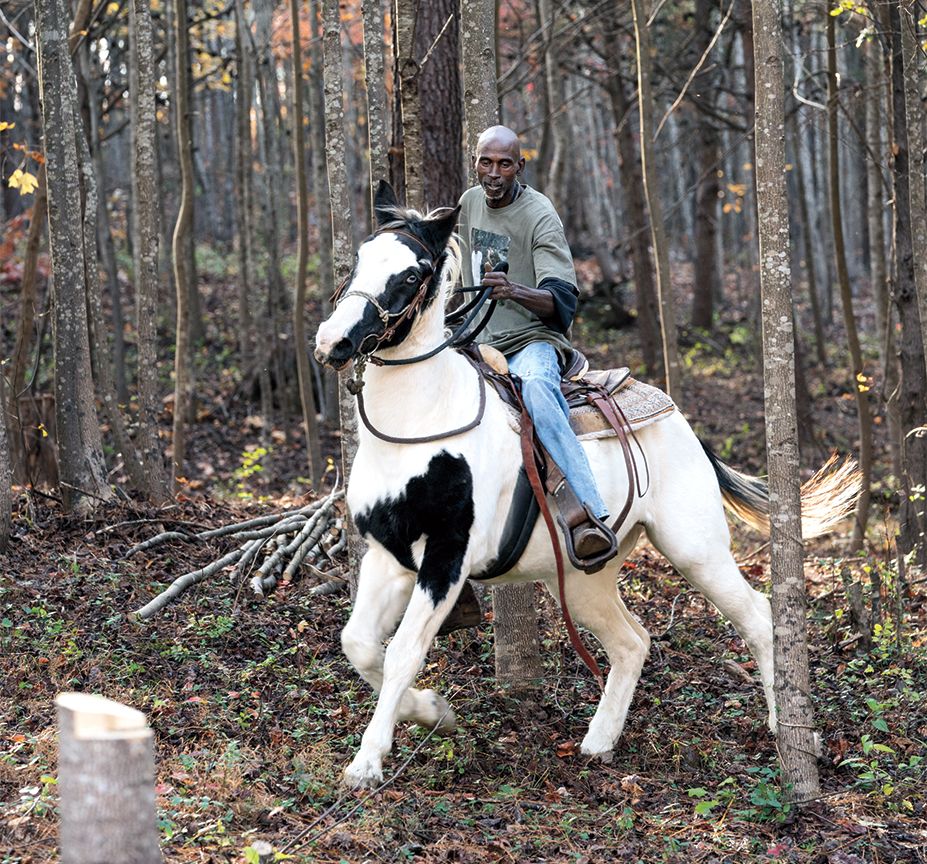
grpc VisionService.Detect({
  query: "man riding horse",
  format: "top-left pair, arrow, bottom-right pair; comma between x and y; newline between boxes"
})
460,125 -> 617,572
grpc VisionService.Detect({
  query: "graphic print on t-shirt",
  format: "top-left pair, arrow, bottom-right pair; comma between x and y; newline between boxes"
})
470,227 -> 511,279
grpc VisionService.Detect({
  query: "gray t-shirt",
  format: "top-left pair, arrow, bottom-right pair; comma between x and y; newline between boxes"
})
458,185 -> 577,364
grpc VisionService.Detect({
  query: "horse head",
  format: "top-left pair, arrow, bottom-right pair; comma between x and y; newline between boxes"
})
315,181 -> 460,369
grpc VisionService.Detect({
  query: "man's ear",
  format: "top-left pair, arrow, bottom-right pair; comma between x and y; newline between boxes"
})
374,180 -> 399,226
419,205 -> 461,253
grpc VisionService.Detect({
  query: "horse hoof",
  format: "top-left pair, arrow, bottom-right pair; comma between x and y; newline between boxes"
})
342,755 -> 384,790
580,737 -> 614,763
423,690 -> 457,735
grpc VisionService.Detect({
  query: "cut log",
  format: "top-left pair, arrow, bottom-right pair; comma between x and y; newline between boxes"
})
56,693 -> 160,864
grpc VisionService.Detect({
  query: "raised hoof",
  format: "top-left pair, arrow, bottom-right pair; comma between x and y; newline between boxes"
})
342,755 -> 384,790
421,690 -> 457,735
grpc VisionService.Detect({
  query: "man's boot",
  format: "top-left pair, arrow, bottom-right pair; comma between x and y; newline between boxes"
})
550,475 -> 619,574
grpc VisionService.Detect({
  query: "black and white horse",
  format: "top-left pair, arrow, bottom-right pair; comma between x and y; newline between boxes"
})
314,184 -> 859,789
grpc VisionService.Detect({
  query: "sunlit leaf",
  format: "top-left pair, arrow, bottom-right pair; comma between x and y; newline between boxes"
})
0,121 -> 15,132
7,168 -> 38,195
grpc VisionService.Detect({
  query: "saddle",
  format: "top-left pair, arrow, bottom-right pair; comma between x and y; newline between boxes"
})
461,344 -> 676,582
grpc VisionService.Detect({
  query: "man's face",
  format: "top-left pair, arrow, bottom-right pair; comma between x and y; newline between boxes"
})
475,140 -> 525,209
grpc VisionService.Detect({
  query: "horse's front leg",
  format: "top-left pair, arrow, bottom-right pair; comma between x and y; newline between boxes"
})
343,545 -> 468,790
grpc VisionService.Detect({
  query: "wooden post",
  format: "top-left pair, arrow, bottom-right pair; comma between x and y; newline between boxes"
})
56,693 -> 160,864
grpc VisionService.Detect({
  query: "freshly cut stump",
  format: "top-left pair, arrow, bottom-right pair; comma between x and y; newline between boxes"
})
56,692 -> 160,864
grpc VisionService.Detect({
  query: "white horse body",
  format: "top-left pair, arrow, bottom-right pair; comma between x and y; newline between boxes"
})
315,193 -> 856,789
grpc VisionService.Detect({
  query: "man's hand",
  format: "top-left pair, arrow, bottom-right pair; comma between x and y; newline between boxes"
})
480,267 -> 555,321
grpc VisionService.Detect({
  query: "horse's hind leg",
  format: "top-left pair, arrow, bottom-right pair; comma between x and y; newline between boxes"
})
543,565 -> 651,759
644,504 -> 776,732
341,548 -> 457,731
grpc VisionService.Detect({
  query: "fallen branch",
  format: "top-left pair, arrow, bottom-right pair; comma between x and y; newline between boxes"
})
129,489 -> 345,621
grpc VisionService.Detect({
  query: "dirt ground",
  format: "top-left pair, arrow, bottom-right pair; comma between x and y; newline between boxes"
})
1,267 -> 925,862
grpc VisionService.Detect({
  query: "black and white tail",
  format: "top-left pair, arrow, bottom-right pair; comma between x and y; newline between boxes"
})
699,442 -> 861,539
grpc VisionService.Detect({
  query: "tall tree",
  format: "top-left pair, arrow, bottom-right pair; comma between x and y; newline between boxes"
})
826,5 -> 871,548
34,0 -> 112,514
0,375 -> 11,552
290,0 -> 323,489
170,0 -> 196,488
322,0 -> 364,582
460,0 -> 543,690
883,1 -> 927,563
395,0 -> 425,210
690,0 -> 722,331
363,0 -> 390,208
629,0 -> 681,401
752,0 -> 820,802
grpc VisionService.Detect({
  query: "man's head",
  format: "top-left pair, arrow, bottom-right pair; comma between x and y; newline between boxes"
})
474,125 -> 525,209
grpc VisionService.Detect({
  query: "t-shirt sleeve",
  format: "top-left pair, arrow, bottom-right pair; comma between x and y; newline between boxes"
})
538,276 -> 578,334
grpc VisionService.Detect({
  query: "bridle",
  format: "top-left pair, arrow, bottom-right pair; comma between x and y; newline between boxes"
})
330,227 -> 498,444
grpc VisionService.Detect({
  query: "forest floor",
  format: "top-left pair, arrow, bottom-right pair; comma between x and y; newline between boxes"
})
1,262 -> 926,863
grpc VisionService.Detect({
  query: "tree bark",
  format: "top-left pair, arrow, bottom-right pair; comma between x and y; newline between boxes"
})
826,6 -> 872,550
901,0 -> 927,383
865,42 -> 902,481
690,0 -> 721,331
460,0 -> 542,689
56,693 -> 160,864
290,0 -> 323,490
234,0 -> 256,369
322,0 -> 364,585
35,0 -> 112,514
415,0 -> 463,208
395,0 -> 425,210
0,373 -> 11,553
630,0 -> 681,401
363,0 -> 390,210
752,0 -> 820,803
170,0 -> 195,488
885,1 -> 927,563
537,0 -> 568,210
604,60 -> 661,376
129,0 -> 170,501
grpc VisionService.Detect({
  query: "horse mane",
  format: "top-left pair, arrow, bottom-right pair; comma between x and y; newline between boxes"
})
378,205 -> 462,308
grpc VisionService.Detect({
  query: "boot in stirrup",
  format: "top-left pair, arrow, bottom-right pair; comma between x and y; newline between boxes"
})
552,482 -> 619,574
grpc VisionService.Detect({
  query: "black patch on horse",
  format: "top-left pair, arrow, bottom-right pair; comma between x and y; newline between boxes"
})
354,451 -> 474,605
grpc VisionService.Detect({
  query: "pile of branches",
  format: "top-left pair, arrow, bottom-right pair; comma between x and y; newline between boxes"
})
127,488 -> 346,622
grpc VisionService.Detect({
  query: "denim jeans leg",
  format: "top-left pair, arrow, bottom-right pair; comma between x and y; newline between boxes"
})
508,343 -> 608,519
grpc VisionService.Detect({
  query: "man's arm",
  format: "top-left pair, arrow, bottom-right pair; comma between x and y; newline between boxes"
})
480,269 -> 577,333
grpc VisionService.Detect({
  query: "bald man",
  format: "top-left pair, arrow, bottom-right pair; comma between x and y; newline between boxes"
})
458,126 -> 617,572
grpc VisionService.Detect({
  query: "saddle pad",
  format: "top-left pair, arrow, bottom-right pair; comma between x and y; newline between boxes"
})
571,377 -> 676,439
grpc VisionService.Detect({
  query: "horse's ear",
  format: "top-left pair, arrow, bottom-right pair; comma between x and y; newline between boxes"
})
419,205 -> 460,253
374,180 -> 399,226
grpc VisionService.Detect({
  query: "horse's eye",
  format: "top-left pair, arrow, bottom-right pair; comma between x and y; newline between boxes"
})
406,273 -> 418,284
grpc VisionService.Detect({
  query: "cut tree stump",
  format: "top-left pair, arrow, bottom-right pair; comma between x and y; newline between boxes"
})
56,693 -> 161,864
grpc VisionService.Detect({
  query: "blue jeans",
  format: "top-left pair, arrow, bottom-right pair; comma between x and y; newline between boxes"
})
508,342 -> 608,519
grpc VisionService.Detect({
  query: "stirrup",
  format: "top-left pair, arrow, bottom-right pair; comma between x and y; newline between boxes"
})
558,510 -> 619,574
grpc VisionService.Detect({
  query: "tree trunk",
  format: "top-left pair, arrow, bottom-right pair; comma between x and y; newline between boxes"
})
537,0 -> 568,210
690,0 -> 721,331
865,42 -> 902,481
901,0 -> 927,382
322,0 -> 364,585
416,0 -> 463,208
752,0 -> 820,803
170,0 -> 195,488
234,0 -> 256,369
395,0 -> 425,210
460,0 -> 543,689
363,0 -> 390,211
128,0 -> 170,501
56,693 -> 160,864
290,0 -> 323,490
0,373 -> 11,553
35,0 -> 112,514
826,6 -> 872,549
885,1 -> 927,564
8,168 -> 47,484
604,61 -> 661,376
630,0 -> 681,401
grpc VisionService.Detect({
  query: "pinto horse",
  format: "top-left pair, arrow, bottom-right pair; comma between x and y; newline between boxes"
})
314,182 -> 859,789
